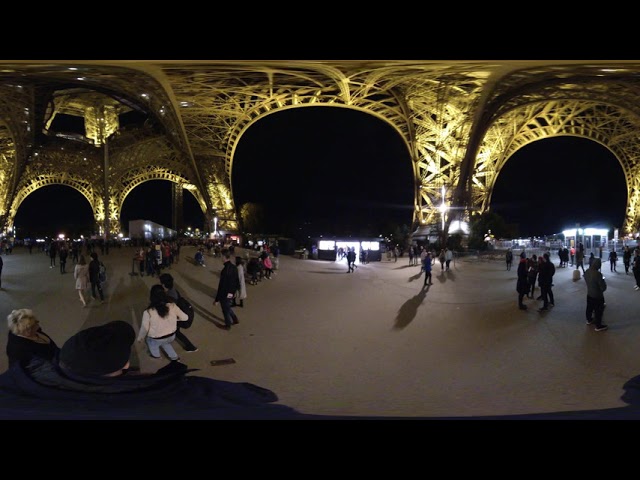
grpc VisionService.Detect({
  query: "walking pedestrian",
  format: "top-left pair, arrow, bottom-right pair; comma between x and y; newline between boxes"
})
137,284 -> 188,361
214,249 -> 240,330
584,258 -> 608,331
159,273 -> 198,352
88,252 -> 105,303
608,249 -> 618,272
73,254 -> 90,307
505,249 -> 513,271
445,248 -> 453,271
422,252 -> 433,287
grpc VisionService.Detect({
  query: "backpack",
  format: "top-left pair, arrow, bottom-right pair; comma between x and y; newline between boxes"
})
176,294 -> 195,329
98,262 -> 107,283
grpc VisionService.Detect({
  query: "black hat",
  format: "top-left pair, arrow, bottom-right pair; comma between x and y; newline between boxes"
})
60,321 -> 135,376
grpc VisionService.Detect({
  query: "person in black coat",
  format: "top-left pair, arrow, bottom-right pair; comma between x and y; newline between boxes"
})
214,249 -> 240,330
6,308 -> 59,367
537,252 -> 556,311
516,252 -> 529,310
88,252 -> 104,303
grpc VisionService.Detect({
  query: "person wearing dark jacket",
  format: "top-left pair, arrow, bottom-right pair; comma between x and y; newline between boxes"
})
88,252 -> 104,303
214,249 -> 240,330
516,252 -> 529,310
537,252 -> 555,311
0,320 -> 308,419
584,257 -> 608,331
6,308 -> 59,367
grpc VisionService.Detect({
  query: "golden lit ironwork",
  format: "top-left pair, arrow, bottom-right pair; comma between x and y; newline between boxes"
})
0,60 -> 639,237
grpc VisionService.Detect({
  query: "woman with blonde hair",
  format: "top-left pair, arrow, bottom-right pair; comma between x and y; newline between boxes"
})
6,308 -> 59,367
74,254 -> 90,307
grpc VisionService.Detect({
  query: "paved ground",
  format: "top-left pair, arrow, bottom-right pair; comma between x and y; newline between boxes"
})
1,245 -> 639,418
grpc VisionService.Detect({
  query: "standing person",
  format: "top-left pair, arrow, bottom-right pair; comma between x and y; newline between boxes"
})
632,249 -> 640,290
6,308 -> 59,367
263,253 -> 274,279
271,244 -> 280,271
538,252 -> 555,311
234,257 -> 247,308
88,252 -> 105,304
445,247 -> 453,271
158,273 -> 197,353
49,241 -> 57,268
137,284 -> 188,360
608,249 -> 618,273
570,245 -> 576,267
214,249 -> 240,330
575,248 -> 586,274
588,252 -> 596,269
58,244 -> 68,274
135,247 -> 145,276
516,252 -> 529,310
73,254 -> 90,307
527,254 -> 538,299
422,252 -> 433,287
505,249 -> 513,271
584,258 -> 608,331
438,249 -> 446,272
346,247 -> 356,273
623,245 -> 632,275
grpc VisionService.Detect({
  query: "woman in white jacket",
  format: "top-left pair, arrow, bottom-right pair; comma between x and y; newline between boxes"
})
74,255 -> 90,307
137,284 -> 188,361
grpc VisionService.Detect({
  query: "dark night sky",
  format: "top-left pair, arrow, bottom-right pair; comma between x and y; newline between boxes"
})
12,108 -> 627,239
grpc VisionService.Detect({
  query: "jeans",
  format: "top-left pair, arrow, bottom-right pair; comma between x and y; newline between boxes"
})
220,297 -> 238,327
145,334 -> 179,360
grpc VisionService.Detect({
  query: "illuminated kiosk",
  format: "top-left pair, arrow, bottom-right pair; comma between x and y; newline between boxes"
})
562,227 -> 609,253
316,238 -> 382,262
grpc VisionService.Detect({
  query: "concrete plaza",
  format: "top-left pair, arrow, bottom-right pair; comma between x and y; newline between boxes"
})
1,245 -> 639,419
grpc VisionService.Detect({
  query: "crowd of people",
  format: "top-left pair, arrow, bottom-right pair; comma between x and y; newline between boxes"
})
511,242 -> 640,332
0,241 -> 306,419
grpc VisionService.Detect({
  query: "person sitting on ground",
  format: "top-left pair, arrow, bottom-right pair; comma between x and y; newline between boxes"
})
0,320 -> 308,419
6,308 -> 60,367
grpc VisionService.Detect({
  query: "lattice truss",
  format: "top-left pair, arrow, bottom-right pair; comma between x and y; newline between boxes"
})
161,61 -> 497,229
473,66 -> 640,235
2,61 -> 640,238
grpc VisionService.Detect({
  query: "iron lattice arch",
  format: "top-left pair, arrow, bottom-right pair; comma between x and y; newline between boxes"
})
474,100 -> 640,233
1,61 -> 640,238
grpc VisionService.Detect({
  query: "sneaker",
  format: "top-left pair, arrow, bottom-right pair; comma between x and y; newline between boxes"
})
595,325 -> 609,332
586,319 -> 594,325
170,357 -> 181,362
635,285 -> 639,290
185,347 -> 198,353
